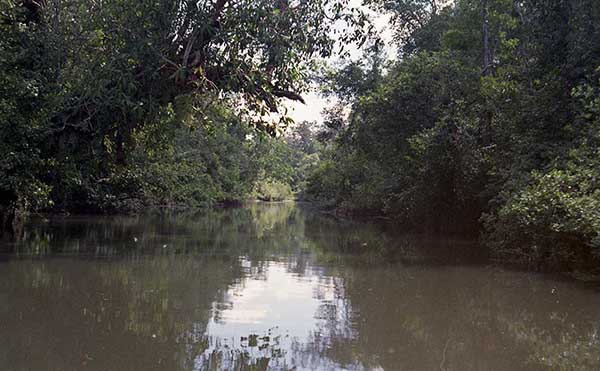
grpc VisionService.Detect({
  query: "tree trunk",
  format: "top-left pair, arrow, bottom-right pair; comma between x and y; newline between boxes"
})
0,203 -> 25,241
482,0 -> 492,76
481,0 -> 494,145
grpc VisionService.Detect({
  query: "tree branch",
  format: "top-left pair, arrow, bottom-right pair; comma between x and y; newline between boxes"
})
273,90 -> 306,104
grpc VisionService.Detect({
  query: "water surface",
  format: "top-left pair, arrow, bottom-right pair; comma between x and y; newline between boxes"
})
1,203 -> 599,370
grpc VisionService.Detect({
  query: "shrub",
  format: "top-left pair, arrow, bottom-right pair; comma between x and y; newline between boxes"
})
254,180 -> 293,202
484,146 -> 600,271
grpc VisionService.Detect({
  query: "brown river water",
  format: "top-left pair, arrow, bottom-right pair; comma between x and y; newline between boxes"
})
0,203 -> 599,370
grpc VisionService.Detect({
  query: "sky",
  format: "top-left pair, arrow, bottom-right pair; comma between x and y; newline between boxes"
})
286,2 -> 395,125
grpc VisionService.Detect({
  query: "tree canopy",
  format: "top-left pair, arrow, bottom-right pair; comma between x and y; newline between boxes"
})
0,0 -> 366,229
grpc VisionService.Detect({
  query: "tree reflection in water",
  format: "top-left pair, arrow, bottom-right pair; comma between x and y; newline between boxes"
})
0,203 -> 599,370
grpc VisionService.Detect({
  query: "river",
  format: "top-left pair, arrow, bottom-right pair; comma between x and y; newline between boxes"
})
0,203 -> 599,370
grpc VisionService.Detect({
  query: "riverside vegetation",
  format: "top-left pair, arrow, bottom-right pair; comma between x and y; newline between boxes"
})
307,0 -> 600,273
0,0 -> 339,217
2,0 -> 600,274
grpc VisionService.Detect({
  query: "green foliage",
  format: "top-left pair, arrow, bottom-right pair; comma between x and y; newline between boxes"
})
484,153 -> 600,269
483,79 -> 600,270
254,180 -> 293,202
307,0 -> 600,270
0,1 -> 54,217
136,109 -> 265,208
4,0 -> 600,273
384,118 -> 487,233
0,0 -> 364,222
306,151 -> 387,212
248,121 -> 324,200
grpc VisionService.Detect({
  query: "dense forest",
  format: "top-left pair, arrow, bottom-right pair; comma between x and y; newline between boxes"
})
2,0 -> 600,272
305,0 -> 600,271
0,0 -> 337,216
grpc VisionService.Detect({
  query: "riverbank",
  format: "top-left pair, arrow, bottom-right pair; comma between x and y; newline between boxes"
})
3,199 -> 600,281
